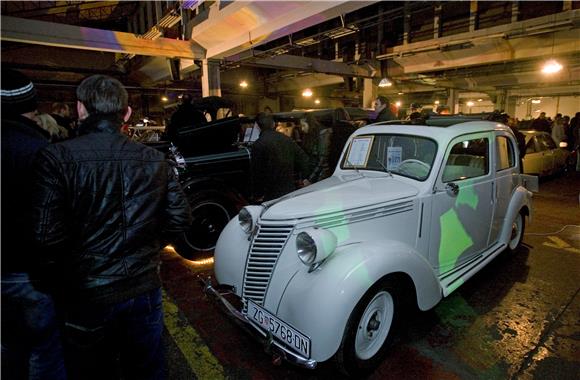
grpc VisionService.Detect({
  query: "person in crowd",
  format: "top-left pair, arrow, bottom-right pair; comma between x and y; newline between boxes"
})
568,112 -> 579,152
373,95 -> 396,122
436,105 -> 451,115
263,105 -> 273,114
35,112 -> 69,142
301,113 -> 332,183
1,69 -> 67,380
551,114 -> 566,145
31,74 -> 192,380
251,112 -> 311,201
407,103 -> 422,121
166,93 -> 206,140
51,102 -> 76,137
530,112 -> 551,132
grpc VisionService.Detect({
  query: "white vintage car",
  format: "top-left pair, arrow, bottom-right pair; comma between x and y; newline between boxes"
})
204,118 -> 536,376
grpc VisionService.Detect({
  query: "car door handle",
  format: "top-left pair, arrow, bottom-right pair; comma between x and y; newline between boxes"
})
446,183 -> 459,196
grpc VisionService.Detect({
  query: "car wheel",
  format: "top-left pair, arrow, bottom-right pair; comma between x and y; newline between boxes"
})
173,192 -> 234,259
507,211 -> 525,252
335,279 -> 400,376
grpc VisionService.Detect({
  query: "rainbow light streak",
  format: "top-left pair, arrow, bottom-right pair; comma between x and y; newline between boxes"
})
80,27 -> 123,51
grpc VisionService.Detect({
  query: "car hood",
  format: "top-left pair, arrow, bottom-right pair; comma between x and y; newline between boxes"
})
262,174 -> 419,221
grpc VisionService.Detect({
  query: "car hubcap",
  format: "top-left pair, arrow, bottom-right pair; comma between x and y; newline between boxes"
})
184,201 -> 230,251
509,214 -> 522,250
355,291 -> 394,360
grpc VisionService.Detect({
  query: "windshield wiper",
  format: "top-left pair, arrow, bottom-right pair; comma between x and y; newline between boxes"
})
344,157 -> 361,175
375,157 -> 393,177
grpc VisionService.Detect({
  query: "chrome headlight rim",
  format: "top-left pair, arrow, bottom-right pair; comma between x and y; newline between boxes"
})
296,231 -> 317,265
238,208 -> 253,234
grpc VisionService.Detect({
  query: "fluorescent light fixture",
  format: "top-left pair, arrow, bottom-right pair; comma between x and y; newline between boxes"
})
398,92 -> 404,95
378,78 -> 392,87
239,80 -> 248,88
302,88 -> 313,97
531,99 -> 541,104
541,59 -> 563,74
466,101 -> 475,107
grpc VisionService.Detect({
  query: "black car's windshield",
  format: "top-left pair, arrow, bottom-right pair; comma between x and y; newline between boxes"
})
341,134 -> 437,181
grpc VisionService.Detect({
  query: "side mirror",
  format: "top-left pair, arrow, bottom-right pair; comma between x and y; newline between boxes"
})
445,182 -> 459,196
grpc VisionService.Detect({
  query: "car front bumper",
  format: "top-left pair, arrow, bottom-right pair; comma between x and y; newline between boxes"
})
200,276 -> 317,370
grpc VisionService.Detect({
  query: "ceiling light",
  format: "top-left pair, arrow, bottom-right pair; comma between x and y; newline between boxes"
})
477,99 -> 483,102
398,92 -> 404,95
161,95 -> 169,102
434,100 -> 440,105
314,99 -> 321,104
531,99 -> 541,104
466,101 -> 475,107
541,59 -> 563,74
378,78 -> 392,87
302,88 -> 313,97
395,101 -> 402,107
239,80 -> 248,88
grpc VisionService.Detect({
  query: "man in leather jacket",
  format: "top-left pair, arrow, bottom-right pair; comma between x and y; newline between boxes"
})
31,75 -> 192,380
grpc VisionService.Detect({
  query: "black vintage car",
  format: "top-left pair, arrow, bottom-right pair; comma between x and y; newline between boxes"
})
152,97 -> 251,259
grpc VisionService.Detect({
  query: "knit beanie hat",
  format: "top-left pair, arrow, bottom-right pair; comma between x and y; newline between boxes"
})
1,69 -> 38,115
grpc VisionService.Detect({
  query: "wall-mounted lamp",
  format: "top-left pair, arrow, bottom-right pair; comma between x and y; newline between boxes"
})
239,80 -> 248,88
302,88 -> 313,97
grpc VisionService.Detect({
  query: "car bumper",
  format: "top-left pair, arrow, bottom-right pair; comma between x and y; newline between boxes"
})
200,276 -> 317,370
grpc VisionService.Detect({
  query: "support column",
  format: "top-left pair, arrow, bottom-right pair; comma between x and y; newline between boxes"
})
511,1 -> 519,23
447,88 -> 459,114
563,0 -> 572,11
505,96 -> 517,116
469,0 -> 478,32
363,78 -> 377,109
434,4 -> 442,39
403,2 -> 411,45
495,89 -> 507,112
202,59 -> 221,98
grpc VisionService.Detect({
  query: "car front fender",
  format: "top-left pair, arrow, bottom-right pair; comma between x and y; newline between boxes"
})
276,239 -> 441,362
214,217 -> 251,292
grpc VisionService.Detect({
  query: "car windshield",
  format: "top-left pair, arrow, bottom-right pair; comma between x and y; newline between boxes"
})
341,134 -> 437,181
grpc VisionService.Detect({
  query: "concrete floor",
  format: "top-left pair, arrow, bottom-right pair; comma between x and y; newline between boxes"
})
160,171 -> 580,380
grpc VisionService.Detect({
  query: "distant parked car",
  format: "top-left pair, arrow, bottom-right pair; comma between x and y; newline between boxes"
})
204,116 -> 537,376
522,131 -> 570,176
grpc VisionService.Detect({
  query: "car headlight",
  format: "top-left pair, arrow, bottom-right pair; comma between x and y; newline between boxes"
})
296,228 -> 337,267
238,206 -> 264,234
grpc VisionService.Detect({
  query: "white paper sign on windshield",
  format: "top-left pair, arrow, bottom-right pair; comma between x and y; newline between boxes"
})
345,136 -> 374,167
386,146 -> 402,170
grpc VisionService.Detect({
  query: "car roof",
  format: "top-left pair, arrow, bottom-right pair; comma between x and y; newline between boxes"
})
354,120 -> 511,141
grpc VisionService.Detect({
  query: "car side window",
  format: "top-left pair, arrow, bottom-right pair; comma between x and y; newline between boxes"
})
442,138 -> 489,182
496,136 -> 515,171
541,134 -> 557,150
526,138 -> 538,154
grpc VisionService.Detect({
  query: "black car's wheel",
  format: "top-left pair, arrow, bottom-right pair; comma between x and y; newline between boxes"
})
173,192 -> 235,259
335,278 -> 401,377
506,211 -> 525,253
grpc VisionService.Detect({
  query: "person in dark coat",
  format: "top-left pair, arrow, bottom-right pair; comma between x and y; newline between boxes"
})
1,69 -> 66,380
31,75 -> 192,380
251,112 -> 311,201
166,93 -> 206,140
373,95 -> 396,122
530,112 -> 551,132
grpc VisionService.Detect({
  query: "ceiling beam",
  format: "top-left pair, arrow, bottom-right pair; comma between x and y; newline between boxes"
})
0,15 -> 206,60
189,1 -> 375,59
244,54 -> 377,78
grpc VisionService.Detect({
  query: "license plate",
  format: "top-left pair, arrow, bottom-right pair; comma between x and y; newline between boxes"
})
246,299 -> 311,358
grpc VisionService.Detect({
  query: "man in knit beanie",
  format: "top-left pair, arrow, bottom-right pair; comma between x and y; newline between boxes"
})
1,69 -> 66,379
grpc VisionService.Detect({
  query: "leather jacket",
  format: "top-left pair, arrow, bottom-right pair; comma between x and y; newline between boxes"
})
32,118 -> 192,304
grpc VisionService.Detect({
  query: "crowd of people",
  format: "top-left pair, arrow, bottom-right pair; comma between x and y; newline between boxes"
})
2,69 -> 192,380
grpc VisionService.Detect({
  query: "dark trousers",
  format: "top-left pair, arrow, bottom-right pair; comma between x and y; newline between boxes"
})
63,288 -> 165,380
1,272 -> 66,380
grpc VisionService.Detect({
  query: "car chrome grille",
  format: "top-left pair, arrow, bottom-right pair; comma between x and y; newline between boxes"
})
242,224 -> 293,306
